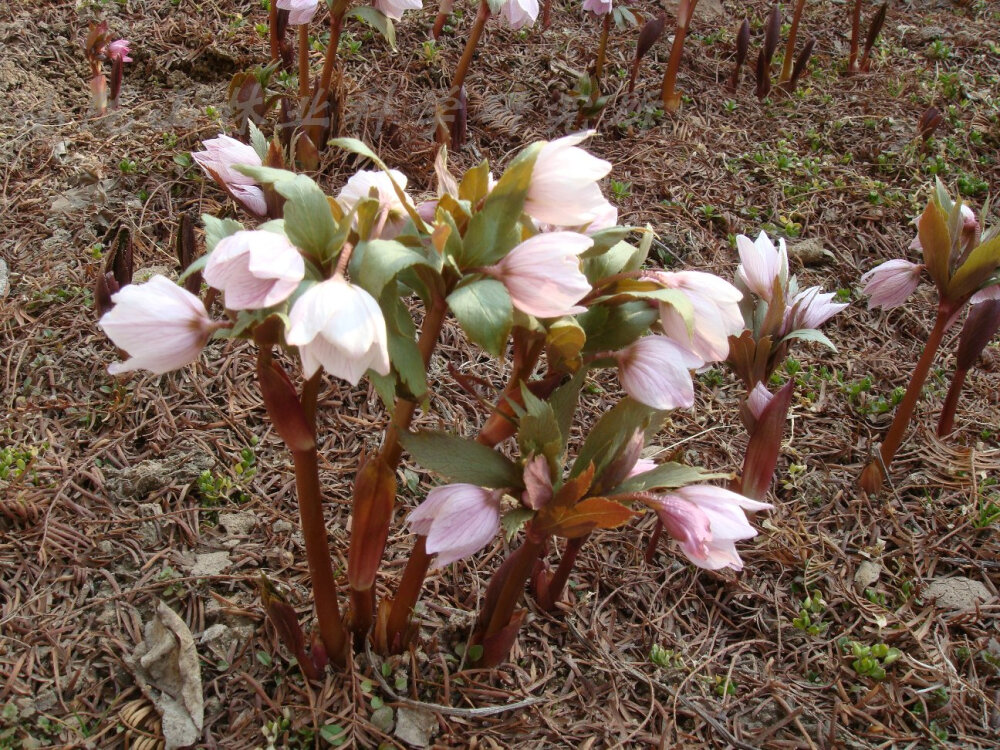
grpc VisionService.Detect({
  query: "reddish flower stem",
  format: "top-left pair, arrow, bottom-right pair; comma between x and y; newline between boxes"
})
861,305 -> 952,491
446,0 -> 491,122
780,0 -> 807,83
537,535 -> 587,611
383,332 -> 545,651
346,295 -> 448,638
483,534 -> 545,639
298,25 -> 310,100
269,2 -> 281,64
595,13 -> 612,81
847,0 -> 862,73
661,0 -> 698,112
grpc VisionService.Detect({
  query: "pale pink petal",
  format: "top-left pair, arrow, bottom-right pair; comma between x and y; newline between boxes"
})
99,275 -> 214,375
407,484 -> 502,566
374,0 -> 422,20
286,277 -> 390,383
626,457 -> 658,479
860,258 -> 923,310
277,0 -> 320,24
488,232 -> 593,318
500,0 -> 539,29
204,230 -> 304,310
582,0 -> 612,14
971,283 -> 1000,304
745,382 -> 773,421
617,336 -> 702,410
521,455 -> 552,510
524,132 -> 613,227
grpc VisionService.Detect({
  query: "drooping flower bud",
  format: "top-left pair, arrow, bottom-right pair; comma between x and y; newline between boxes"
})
99,275 -> 215,375
192,135 -> 267,217
204,230 -> 305,310
524,132 -> 614,227
486,232 -> 593,318
616,336 -> 703,410
285,276 -> 391,384
860,258 -> 923,310
407,484 -> 504,567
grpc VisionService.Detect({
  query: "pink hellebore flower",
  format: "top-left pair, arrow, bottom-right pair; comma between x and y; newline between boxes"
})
487,232 -> 593,318
500,0 -> 539,29
285,276 -> 390,384
651,270 -> 745,361
736,231 -> 788,302
616,336 -> 704,410
524,132 -> 614,227
99,275 -> 216,375
203,230 -> 305,310
276,0 -> 320,25
336,169 -> 415,239
375,0 -> 423,21
860,258 -> 923,310
407,484 -> 504,566
192,135 -> 266,217
656,485 -> 771,571
783,286 -> 848,333
107,39 -> 132,62
583,0 -> 613,15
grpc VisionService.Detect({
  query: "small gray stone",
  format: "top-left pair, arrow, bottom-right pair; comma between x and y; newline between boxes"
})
924,577 -> 992,610
272,520 -> 293,533
188,551 -> 231,577
854,560 -> 882,591
218,512 -> 256,537
788,238 -> 835,267
0,257 -> 9,297
394,706 -> 437,748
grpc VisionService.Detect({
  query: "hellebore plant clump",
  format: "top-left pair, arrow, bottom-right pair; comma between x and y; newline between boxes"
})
98,130 -> 789,671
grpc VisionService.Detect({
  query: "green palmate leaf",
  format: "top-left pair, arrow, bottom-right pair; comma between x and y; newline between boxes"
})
549,369 -> 587,453
460,142 -> 544,268
383,291 -> 426,402
579,301 -> 659,353
346,6 -> 396,50
949,235 -> 1000,301
458,160 -> 492,205
202,215 -> 244,252
610,463 -> 729,495
779,328 -> 837,352
399,431 -> 522,488
271,175 -> 340,264
917,198 -> 952,297
500,507 -> 534,542
446,278 -> 513,356
571,397 -> 662,480
248,121 -> 268,161
517,384 -> 563,467
583,239 -> 645,283
351,239 -> 432,299
328,136 -> 381,164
